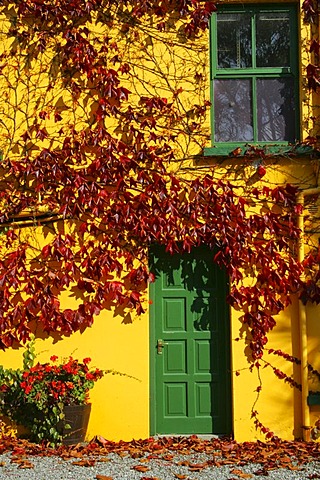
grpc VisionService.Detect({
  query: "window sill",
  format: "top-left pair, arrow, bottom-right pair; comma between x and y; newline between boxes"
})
203,143 -> 314,158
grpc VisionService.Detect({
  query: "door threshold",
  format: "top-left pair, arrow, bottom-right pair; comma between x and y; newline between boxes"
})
154,434 -> 220,440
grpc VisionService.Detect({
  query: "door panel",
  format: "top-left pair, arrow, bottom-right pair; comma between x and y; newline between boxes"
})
150,245 -> 232,435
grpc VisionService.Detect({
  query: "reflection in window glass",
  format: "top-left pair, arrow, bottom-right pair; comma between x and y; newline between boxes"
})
214,79 -> 253,142
217,13 -> 252,68
257,78 -> 295,141
256,13 -> 290,67
212,6 -> 297,149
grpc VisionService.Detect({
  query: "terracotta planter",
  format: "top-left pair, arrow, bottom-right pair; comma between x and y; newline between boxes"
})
60,404 -> 91,445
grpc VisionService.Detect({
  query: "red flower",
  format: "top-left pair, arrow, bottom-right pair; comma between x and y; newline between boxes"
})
50,355 -> 58,362
20,381 -> 32,394
63,363 -> 78,374
83,357 -> 91,365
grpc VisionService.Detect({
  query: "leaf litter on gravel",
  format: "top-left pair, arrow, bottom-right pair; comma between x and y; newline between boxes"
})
0,433 -> 320,474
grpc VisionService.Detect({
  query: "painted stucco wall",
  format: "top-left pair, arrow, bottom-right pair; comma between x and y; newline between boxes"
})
0,0 -> 320,443
0,304 -> 150,441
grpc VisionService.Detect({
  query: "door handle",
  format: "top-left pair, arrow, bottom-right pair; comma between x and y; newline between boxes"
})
157,339 -> 168,355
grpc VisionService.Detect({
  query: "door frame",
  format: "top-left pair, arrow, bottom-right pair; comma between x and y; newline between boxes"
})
149,245 -> 233,436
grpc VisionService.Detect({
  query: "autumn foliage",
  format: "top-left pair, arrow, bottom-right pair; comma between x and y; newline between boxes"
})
0,0 -> 316,378
1,434 -> 320,474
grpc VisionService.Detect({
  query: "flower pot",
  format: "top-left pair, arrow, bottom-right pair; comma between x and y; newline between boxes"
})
60,404 -> 91,445
308,393 -> 320,406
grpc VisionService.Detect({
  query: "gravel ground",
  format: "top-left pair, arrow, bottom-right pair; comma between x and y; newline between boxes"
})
0,450 -> 320,480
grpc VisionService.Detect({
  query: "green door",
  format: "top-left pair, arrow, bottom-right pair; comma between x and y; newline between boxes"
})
150,245 -> 232,435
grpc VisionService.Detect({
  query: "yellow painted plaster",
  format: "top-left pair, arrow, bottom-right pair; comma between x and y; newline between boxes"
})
0,299 -> 150,442
0,0 -> 319,443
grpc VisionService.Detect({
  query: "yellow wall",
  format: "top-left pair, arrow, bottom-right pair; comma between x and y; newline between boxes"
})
0,303 -> 150,441
1,0 -> 320,443
0,271 -> 312,442
232,303 -> 302,441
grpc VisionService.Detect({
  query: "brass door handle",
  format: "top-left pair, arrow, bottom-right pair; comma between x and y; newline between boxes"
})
157,339 -> 168,354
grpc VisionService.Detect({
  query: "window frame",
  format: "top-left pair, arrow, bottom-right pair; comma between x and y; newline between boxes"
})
204,3 -> 300,157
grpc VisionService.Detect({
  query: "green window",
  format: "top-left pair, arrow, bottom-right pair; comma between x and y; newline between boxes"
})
205,4 -> 299,156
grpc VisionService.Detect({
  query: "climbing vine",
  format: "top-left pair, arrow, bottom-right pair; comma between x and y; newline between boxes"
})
299,0 -> 320,310
0,0 -> 318,410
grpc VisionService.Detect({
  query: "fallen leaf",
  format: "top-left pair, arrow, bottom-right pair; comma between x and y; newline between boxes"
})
132,465 -> 150,472
163,454 -> 175,461
96,476 -> 113,480
188,462 -> 207,471
11,457 -> 27,464
279,456 -> 291,463
11,448 -> 26,456
222,444 -> 236,452
91,435 -> 109,445
132,451 -> 144,458
230,469 -> 253,478
72,459 -> 96,467
118,451 -> 128,458
18,461 -> 34,469
67,451 -> 83,458
253,468 -> 268,475
174,474 -> 187,479
96,435 -> 109,443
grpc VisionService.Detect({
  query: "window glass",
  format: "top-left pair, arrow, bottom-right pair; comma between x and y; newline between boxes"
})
214,79 -> 253,142
217,13 -> 252,68
208,5 -> 298,153
257,78 -> 295,141
256,12 -> 290,67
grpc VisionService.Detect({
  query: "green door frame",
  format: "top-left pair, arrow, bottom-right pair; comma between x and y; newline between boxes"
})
149,245 -> 232,436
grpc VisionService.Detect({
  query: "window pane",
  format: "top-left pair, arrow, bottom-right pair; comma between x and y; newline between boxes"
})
256,12 -> 290,67
217,13 -> 252,68
214,79 -> 253,142
257,78 -> 295,142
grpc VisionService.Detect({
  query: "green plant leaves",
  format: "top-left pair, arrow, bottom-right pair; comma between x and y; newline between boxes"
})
0,340 -> 103,444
